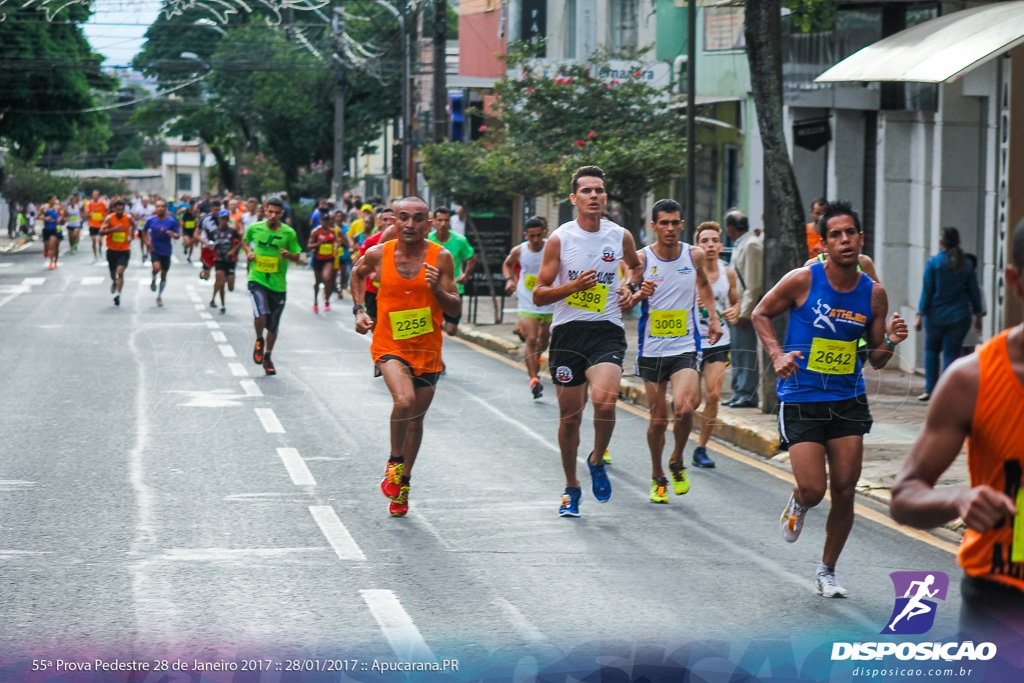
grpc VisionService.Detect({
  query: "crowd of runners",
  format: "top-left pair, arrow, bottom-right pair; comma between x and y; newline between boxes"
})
13,165 -> 1024,629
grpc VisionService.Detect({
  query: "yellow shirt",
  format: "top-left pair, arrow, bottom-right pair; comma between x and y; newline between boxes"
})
347,220 -> 363,238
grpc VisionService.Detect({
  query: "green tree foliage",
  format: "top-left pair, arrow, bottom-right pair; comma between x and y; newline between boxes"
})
132,4 -> 402,195
0,4 -> 117,160
3,158 -> 78,207
112,148 -> 145,169
422,43 -> 686,235
237,151 -> 286,198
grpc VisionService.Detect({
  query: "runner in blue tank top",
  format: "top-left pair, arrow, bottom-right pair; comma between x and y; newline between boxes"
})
752,200 -> 909,599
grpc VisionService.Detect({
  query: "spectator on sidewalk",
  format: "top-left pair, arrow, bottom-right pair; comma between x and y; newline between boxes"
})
915,227 -> 983,402
723,209 -> 763,408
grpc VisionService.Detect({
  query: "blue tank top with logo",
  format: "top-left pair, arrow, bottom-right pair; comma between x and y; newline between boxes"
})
43,207 -> 59,231
776,261 -> 874,402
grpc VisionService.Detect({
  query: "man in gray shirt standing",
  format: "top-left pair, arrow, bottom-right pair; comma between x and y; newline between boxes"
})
723,210 -> 763,409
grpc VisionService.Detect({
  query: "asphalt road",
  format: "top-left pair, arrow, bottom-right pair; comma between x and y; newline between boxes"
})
0,243 -> 963,676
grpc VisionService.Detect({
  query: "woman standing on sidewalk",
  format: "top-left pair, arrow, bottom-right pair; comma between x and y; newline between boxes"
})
915,227 -> 983,401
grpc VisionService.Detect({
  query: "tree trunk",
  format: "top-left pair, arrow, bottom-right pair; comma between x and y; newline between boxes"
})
744,0 -> 806,414
464,212 -> 502,324
620,196 -> 644,244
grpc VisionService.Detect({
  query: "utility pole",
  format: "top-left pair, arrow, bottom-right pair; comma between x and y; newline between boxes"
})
684,0 -> 697,243
431,0 -> 448,144
402,2 -> 413,195
333,1 -> 346,202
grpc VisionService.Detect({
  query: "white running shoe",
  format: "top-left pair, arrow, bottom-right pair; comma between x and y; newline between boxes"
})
780,493 -> 807,543
816,570 -> 849,598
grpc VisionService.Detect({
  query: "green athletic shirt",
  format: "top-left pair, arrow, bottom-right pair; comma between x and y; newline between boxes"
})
428,230 -> 475,294
244,221 -> 301,292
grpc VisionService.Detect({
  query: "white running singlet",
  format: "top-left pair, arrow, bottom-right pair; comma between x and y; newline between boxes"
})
65,203 -> 82,228
516,239 -> 554,315
637,244 -> 700,358
697,259 -> 731,349
550,219 -> 625,330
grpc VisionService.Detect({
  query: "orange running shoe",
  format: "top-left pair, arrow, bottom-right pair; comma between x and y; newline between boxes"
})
380,460 -> 403,499
253,338 -> 264,364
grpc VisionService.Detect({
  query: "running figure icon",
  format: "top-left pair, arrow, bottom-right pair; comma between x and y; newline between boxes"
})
888,574 -> 939,631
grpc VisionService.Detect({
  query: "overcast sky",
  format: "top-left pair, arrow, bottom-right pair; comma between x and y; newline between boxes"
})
82,0 -> 161,68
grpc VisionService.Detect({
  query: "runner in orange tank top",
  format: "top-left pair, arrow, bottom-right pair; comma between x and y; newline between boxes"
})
98,199 -> 137,306
350,196 -> 460,517
892,217 -> 1024,639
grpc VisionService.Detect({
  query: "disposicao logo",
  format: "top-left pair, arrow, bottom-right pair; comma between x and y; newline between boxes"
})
882,571 -> 949,635
831,570 -> 997,663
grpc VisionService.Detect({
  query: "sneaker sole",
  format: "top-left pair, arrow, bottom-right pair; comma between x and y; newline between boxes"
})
649,498 -> 669,504
559,510 -> 580,517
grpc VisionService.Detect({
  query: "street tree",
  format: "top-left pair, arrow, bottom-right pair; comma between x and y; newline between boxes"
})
744,0 -> 835,412
490,43 -> 686,237
0,5 -> 116,161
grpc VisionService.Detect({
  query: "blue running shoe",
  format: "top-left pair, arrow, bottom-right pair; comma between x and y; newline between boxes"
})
559,487 -> 581,517
587,452 -> 612,502
692,446 -> 716,469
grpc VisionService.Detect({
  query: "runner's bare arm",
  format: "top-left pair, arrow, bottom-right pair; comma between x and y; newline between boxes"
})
626,250 -> 652,308
890,356 -> 1017,531
503,245 -> 521,294
98,215 -> 114,234
427,250 -> 461,319
533,235 -> 594,306
307,231 -> 320,250
723,267 -> 741,323
860,254 -> 880,283
617,231 -> 642,310
865,282 -> 908,369
351,246 -> 383,333
752,268 -> 813,376
692,247 -> 721,344
459,254 -> 476,285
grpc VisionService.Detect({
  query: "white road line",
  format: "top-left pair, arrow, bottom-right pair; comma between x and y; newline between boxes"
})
194,304 -> 205,311
0,263 -> 12,268
81,276 -> 105,285
447,384 -> 559,454
240,379 -> 263,397
228,363 -> 247,377
199,312 -> 213,319
21,277 -> 45,286
218,344 -> 236,358
277,448 -> 316,486
360,589 -> 435,661
0,292 -> 23,309
171,255 -> 180,264
211,331 -> 227,342
186,284 -> 196,291
255,408 -> 284,433
206,321 -> 219,329
310,506 -> 366,561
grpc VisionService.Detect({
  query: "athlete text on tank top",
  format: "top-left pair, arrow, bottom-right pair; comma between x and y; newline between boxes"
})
636,244 -> 701,358
516,239 -> 555,315
550,219 -> 625,330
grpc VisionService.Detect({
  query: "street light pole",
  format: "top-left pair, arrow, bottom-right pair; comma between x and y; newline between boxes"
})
333,1 -> 346,202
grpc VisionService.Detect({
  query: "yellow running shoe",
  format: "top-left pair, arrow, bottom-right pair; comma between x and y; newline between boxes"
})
649,477 -> 669,504
669,461 -> 690,495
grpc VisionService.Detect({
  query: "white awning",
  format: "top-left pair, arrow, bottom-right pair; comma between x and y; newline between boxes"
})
815,2 -> 1024,84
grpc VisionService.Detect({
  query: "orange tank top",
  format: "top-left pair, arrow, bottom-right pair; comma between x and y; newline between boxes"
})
106,213 -> 133,251
370,240 -> 444,375
86,200 -> 107,227
959,329 -> 1024,591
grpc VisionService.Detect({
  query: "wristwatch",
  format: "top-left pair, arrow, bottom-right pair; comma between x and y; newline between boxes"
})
627,282 -> 640,294
352,305 -> 364,315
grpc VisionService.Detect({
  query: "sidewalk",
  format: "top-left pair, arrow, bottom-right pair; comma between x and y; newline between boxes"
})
456,307 -> 967,533
0,232 -> 36,254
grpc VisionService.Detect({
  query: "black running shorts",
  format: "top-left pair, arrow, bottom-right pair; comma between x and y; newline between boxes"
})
374,354 -> 442,389
153,254 -> 171,272
635,352 -> 700,385
548,321 -> 627,388
89,227 -> 100,237
777,395 -> 873,451
365,291 -> 378,320
702,344 -> 730,366
248,281 -> 287,334
215,260 -> 236,274
107,250 -> 130,270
